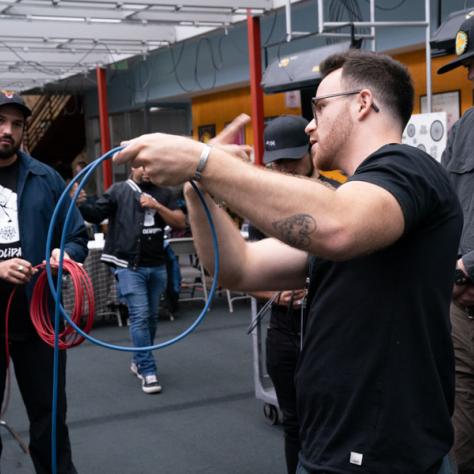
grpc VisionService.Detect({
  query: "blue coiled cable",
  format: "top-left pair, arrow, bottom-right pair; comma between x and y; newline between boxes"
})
44,146 -> 220,474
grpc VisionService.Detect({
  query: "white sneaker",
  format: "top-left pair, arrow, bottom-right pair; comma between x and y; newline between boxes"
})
142,374 -> 162,394
130,362 -> 141,379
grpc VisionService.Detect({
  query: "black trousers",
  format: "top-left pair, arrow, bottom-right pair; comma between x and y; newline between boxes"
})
451,303 -> 474,474
0,336 -> 77,474
266,327 -> 301,474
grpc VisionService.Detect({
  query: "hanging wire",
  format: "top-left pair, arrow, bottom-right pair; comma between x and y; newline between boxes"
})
362,0 -> 408,12
168,43 -> 196,93
194,37 -> 217,90
262,11 -> 279,47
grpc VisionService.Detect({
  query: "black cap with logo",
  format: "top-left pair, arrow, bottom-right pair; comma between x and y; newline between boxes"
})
0,90 -> 32,117
263,115 -> 309,164
438,11 -> 474,74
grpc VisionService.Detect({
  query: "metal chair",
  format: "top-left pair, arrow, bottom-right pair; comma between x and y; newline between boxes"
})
0,370 -> 29,454
225,290 -> 251,313
167,237 -> 208,303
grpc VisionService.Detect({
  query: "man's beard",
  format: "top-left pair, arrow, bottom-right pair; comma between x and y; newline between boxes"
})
314,106 -> 353,171
0,140 -> 20,161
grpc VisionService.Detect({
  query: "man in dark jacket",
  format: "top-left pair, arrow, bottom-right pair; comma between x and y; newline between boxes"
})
0,90 -> 88,474
79,166 -> 185,394
438,13 -> 474,474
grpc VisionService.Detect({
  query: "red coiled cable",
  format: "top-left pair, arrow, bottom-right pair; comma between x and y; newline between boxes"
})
5,259 -> 95,353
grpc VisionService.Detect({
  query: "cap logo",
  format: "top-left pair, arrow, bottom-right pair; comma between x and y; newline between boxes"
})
456,30 -> 468,56
1,89 -> 14,99
265,140 -> 276,148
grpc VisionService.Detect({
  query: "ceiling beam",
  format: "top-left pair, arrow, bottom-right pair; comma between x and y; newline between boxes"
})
4,5 -> 238,24
14,0 -> 273,10
0,17 -> 176,42
0,50 -> 127,65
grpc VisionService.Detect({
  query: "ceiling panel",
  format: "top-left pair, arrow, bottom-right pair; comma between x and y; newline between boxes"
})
0,0 -> 275,90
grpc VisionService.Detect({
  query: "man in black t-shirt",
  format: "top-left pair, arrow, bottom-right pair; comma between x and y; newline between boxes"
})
78,166 -> 185,394
114,50 -> 462,474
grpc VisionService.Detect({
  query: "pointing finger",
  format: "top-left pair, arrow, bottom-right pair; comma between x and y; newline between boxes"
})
210,114 -> 251,146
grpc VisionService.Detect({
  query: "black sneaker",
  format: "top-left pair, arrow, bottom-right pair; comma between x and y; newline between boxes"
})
142,374 -> 162,394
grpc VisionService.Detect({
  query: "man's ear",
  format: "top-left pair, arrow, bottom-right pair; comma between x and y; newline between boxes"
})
357,90 -> 374,120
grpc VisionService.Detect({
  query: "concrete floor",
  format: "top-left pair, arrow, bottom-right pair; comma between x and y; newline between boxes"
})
1,296 -> 285,474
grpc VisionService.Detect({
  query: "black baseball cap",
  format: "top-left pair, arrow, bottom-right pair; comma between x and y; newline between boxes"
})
438,11 -> 474,74
263,115 -> 309,164
0,90 -> 31,117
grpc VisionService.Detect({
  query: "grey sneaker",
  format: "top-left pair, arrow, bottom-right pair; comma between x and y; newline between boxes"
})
142,374 -> 162,394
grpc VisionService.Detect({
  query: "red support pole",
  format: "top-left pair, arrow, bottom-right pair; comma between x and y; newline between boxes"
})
247,12 -> 265,167
96,66 -> 113,190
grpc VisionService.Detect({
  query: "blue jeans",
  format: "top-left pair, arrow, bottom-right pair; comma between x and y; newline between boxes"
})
115,265 -> 167,376
295,455 -> 456,474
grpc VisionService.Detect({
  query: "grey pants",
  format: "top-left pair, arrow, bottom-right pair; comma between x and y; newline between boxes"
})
451,303 -> 474,474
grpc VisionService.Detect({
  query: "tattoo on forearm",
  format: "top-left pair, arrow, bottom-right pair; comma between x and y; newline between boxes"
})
272,214 -> 316,249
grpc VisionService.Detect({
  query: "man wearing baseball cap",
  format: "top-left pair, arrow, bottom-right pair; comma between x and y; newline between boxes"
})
251,115 -> 339,474
0,90 -> 87,473
439,13 -> 474,474
0,90 -> 32,119
263,115 -> 314,175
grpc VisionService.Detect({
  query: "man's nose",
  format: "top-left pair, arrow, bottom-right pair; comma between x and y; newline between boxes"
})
305,118 -> 317,134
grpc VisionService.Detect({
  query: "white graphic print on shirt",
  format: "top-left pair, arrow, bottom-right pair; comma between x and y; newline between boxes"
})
0,184 -> 21,258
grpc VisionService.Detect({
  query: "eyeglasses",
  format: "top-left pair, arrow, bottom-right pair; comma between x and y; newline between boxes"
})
311,89 -> 380,124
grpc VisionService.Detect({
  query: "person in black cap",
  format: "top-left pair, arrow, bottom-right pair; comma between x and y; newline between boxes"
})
250,115 -> 336,474
0,90 -> 88,473
438,12 -> 474,474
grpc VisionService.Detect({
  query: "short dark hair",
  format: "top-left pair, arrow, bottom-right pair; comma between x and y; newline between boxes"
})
319,49 -> 414,129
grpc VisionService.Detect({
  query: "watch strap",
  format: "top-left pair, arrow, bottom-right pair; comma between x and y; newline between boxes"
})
193,144 -> 211,181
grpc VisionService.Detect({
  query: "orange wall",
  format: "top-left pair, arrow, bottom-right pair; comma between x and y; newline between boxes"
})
394,49 -> 472,114
191,87 -> 301,144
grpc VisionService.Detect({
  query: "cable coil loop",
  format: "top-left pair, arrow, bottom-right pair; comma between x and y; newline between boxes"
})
30,260 -> 95,349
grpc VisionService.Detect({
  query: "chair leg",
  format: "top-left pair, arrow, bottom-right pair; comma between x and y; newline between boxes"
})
226,290 -> 234,313
0,420 -> 29,454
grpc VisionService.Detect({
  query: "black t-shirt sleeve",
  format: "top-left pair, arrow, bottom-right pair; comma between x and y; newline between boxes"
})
349,148 -> 437,234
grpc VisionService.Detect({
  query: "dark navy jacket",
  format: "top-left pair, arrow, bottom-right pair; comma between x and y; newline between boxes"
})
16,151 -> 88,298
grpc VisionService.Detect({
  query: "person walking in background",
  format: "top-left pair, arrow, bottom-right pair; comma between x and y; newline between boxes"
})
78,166 -> 185,394
438,13 -> 474,474
0,90 -> 88,473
